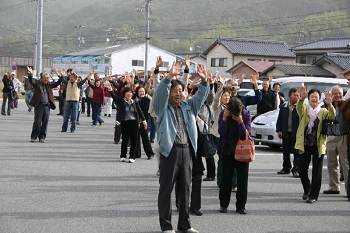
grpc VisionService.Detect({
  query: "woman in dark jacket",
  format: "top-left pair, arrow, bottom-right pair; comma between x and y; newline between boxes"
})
134,86 -> 155,159
217,97 -> 251,215
1,72 -> 14,116
104,81 -> 147,163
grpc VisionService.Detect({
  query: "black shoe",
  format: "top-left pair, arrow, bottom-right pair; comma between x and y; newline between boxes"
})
108,114 -> 111,117
236,209 -> 247,214
302,193 -> 309,200
340,176 -> 344,181
292,171 -> 300,178
61,130 -> 67,132
219,207 -> 227,213
277,169 -> 290,175
190,209 -> 203,216
203,177 -> 215,181
306,198 -> 317,204
147,155 -> 154,160
323,190 -> 340,194
87,115 -> 90,117
1,112 -> 5,116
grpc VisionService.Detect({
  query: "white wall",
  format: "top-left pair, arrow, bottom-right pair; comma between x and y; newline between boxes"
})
111,44 -> 176,75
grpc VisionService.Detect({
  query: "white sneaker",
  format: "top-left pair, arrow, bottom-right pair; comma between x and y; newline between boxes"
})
120,158 -> 126,162
128,158 -> 135,163
178,228 -> 199,233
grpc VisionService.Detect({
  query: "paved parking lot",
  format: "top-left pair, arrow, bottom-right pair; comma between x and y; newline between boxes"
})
0,100 -> 349,233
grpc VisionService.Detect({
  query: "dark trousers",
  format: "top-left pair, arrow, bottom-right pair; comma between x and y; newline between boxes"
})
114,124 -> 121,143
120,120 -> 139,159
148,115 -> 156,141
1,92 -> 13,115
81,97 -> 86,113
190,173 -> 202,211
31,104 -> 50,140
217,156 -> 237,189
86,97 -> 92,116
347,146 -> 350,199
219,154 -> 249,210
205,156 -> 216,178
57,96 -> 64,114
158,145 -> 192,231
298,146 -> 324,200
137,123 -> 155,158
282,132 -> 299,172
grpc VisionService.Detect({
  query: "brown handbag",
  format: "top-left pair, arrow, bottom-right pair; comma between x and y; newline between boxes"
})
234,130 -> 255,163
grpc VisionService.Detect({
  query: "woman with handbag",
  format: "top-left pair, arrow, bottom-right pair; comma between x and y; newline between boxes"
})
217,97 -> 251,214
212,81 -> 238,191
295,86 -> 335,203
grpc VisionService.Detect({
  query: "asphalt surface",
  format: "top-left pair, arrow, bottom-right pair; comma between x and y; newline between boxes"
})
0,100 -> 349,233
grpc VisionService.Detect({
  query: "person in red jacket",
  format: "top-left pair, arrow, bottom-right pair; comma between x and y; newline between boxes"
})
87,71 -> 104,126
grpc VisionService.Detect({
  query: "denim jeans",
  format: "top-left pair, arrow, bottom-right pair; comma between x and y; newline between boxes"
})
92,102 -> 103,125
62,101 -> 79,131
25,90 -> 34,111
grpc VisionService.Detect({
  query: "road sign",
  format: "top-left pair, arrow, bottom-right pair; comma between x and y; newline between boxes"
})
12,66 -> 17,70
11,60 -> 17,66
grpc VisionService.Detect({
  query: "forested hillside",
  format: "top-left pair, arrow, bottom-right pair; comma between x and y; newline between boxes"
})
0,0 -> 349,55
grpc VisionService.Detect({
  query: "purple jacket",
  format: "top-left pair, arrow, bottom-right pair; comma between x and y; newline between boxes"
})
217,108 -> 251,156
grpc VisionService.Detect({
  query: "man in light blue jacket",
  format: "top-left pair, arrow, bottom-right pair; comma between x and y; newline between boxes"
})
153,61 -> 209,233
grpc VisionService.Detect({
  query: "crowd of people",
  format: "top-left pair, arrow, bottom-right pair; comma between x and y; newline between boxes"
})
1,58 -> 350,233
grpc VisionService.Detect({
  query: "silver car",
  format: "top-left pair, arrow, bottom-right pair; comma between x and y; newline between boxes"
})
251,109 -> 281,148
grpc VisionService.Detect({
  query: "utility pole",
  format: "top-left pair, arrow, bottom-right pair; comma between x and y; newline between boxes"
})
136,0 -> 152,79
33,0 -> 43,75
76,25 -> 85,50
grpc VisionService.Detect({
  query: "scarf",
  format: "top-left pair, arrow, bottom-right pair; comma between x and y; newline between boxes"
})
307,105 -> 321,133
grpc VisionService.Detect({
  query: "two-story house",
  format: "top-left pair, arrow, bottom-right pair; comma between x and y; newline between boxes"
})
202,38 -> 296,78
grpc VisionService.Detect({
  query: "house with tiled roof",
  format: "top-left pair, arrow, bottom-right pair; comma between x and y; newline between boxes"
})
261,63 -> 336,78
313,53 -> 350,78
292,37 -> 350,64
226,61 -> 275,78
202,38 -> 295,77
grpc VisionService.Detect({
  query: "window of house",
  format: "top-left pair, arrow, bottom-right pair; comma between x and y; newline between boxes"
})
306,55 -> 317,64
162,61 -> 169,67
211,58 -> 227,67
247,58 -> 261,61
268,59 -> 282,62
132,60 -> 144,66
296,55 -> 306,64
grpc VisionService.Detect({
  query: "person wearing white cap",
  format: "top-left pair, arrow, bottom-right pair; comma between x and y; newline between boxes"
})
10,72 -> 22,109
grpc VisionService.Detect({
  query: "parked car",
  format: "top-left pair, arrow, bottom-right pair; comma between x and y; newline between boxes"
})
250,76 -> 349,148
244,76 -> 350,117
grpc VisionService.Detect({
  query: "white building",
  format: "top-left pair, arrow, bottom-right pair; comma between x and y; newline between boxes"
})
52,43 -> 177,76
